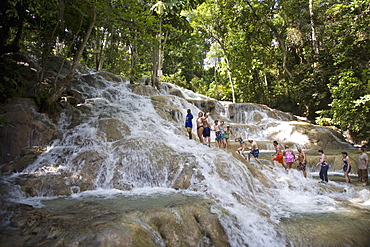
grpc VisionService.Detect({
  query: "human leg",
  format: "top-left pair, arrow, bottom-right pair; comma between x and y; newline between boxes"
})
271,157 -> 275,167
286,162 -> 293,170
186,127 -> 192,139
319,167 -> 324,181
197,127 -> 204,144
361,169 -> 368,185
344,173 -> 351,183
358,169 -> 363,183
275,155 -> 286,169
320,166 -> 329,183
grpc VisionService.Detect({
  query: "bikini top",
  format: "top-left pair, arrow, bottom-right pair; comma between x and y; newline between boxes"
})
342,158 -> 348,165
319,158 -> 328,166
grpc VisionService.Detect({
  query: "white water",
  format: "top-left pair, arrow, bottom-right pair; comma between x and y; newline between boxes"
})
1,72 -> 369,246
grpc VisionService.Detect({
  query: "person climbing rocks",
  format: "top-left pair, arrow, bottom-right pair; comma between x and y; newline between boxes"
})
283,145 -> 295,170
296,147 -> 307,178
271,141 -> 285,169
247,140 -> 262,164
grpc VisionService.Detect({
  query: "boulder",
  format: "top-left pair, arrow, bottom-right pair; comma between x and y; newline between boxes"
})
0,200 -> 228,247
0,98 -> 57,164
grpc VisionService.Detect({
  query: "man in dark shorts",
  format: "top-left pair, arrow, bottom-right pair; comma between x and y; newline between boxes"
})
297,147 -> 307,178
248,140 -> 262,164
213,120 -> 221,148
202,112 -> 211,146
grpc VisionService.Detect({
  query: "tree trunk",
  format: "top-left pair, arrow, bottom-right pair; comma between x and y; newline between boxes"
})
97,31 -> 108,71
217,40 -> 236,103
214,58 -> 219,100
225,57 -> 236,103
151,42 -> 159,89
309,0 -> 319,55
46,8 -> 96,107
129,24 -> 138,84
152,17 -> 165,90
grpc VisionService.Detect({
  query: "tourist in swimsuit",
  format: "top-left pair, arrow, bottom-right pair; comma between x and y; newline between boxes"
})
283,145 -> 295,170
213,120 -> 221,148
297,147 -> 307,178
247,140 -> 262,164
184,109 -> 193,139
271,141 -> 286,169
219,121 -> 226,148
315,149 -> 329,184
224,125 -> 234,149
196,112 -> 205,144
202,112 -> 211,147
341,151 -> 351,183
237,137 -> 247,158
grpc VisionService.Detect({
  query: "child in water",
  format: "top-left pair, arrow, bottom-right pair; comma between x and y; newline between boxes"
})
236,138 -> 247,158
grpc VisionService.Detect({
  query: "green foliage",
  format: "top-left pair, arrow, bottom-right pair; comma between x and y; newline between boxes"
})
1,0 -> 369,141
0,58 -> 27,102
318,69 -> 370,139
161,72 -> 187,88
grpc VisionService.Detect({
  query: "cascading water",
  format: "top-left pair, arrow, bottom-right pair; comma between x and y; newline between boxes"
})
0,68 -> 369,246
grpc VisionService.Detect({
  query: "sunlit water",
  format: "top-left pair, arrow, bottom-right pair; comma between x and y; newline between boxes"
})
1,72 -> 369,246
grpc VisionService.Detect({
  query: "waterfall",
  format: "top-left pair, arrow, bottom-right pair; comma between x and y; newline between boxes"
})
1,69 -> 369,247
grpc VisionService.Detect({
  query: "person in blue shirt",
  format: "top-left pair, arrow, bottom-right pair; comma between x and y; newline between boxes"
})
185,109 -> 193,139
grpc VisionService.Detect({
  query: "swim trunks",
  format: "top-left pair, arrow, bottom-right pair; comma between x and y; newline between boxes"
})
215,131 -> 221,141
273,154 -> 284,164
298,162 -> 306,171
250,149 -> 259,158
203,127 -> 211,137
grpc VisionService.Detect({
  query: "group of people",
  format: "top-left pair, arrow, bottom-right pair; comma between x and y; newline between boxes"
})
185,110 -> 369,185
270,141 -> 308,177
270,141 -> 369,185
314,148 -> 368,185
236,138 -> 262,164
185,109 -> 236,148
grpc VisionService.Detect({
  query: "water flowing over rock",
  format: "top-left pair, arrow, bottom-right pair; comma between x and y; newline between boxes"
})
1,54 -> 368,247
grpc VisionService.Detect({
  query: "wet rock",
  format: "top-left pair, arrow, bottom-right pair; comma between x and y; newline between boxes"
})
98,118 -> 130,142
0,98 -> 57,164
128,84 -> 160,96
0,200 -> 228,247
98,71 -> 124,82
1,146 -> 46,173
188,99 -> 217,116
168,88 -> 185,98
